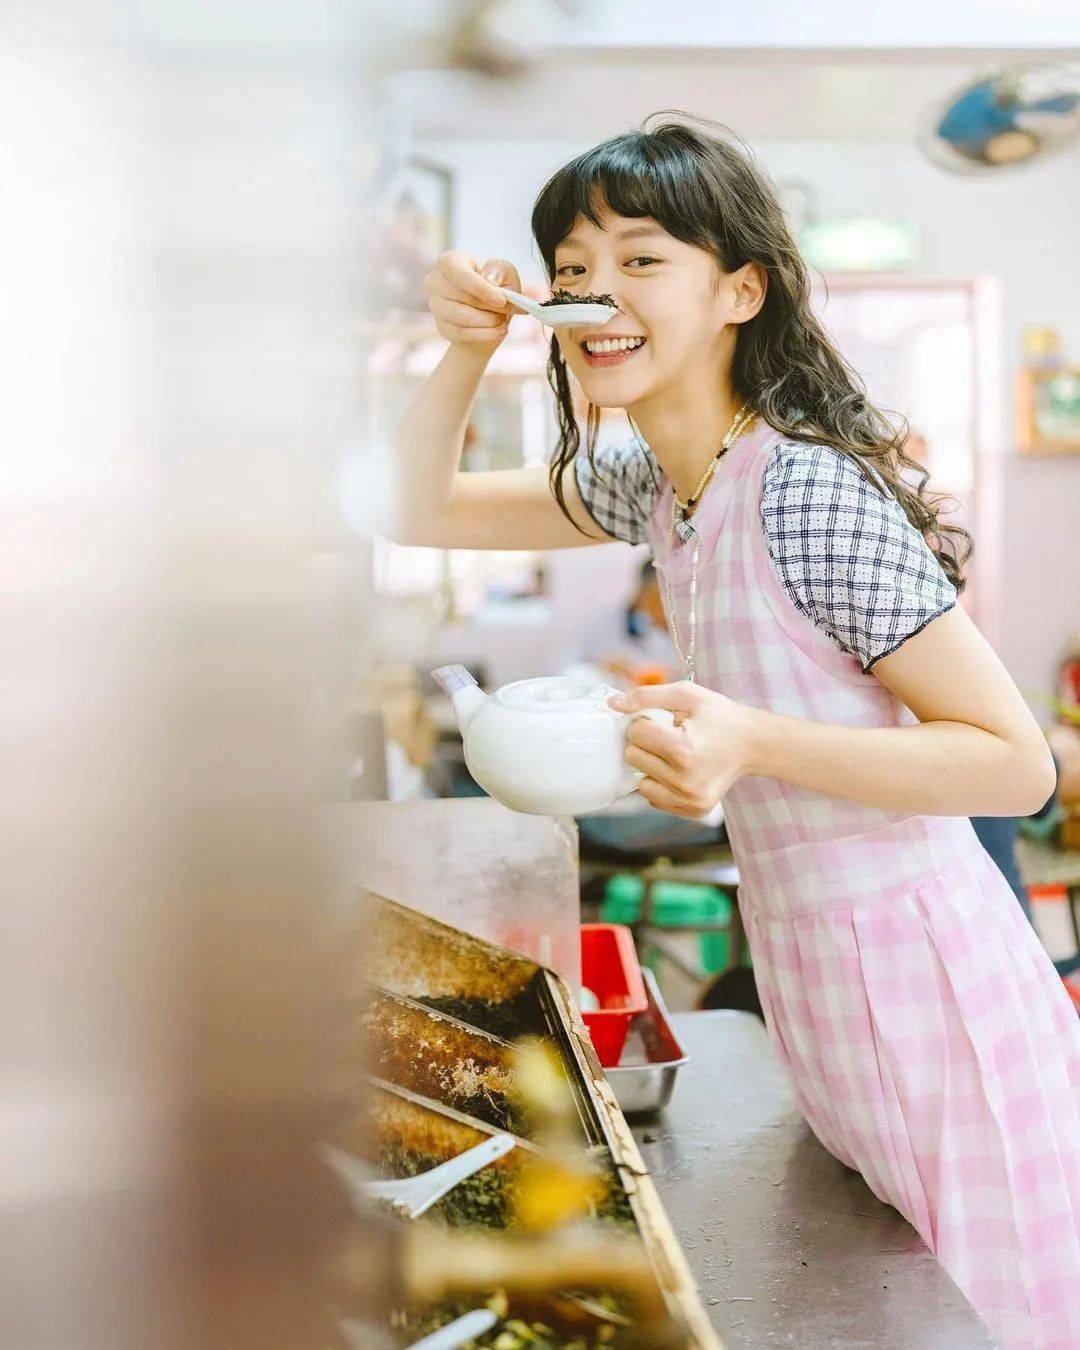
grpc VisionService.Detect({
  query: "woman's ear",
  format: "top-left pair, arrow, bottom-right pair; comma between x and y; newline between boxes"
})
729,262 -> 767,324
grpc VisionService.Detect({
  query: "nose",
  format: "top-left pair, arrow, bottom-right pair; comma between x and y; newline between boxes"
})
579,264 -> 625,311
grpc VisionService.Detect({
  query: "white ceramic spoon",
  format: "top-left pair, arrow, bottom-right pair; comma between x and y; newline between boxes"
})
321,1132 -> 517,1221
497,286 -> 618,330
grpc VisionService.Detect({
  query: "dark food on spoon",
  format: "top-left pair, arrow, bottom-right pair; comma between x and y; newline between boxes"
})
540,289 -> 616,309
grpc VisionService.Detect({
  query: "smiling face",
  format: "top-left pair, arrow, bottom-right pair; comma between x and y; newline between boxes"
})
551,206 -> 741,412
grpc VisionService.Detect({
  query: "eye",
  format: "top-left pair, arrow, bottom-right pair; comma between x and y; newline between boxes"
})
554,264 -> 585,278
626,256 -> 661,268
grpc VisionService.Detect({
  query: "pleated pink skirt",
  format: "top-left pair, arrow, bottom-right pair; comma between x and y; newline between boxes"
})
744,848 -> 1080,1349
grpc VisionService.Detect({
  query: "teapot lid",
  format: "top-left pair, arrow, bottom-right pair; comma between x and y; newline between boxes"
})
495,675 -> 613,713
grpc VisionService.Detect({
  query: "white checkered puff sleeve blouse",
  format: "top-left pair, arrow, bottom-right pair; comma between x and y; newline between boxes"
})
760,440 -> 957,672
574,437 -> 661,547
575,435 -> 956,673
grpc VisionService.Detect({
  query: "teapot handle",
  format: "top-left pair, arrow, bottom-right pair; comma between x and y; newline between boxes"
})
616,706 -> 676,797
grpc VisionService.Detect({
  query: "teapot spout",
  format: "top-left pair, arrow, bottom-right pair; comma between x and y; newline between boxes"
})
431,665 -> 488,729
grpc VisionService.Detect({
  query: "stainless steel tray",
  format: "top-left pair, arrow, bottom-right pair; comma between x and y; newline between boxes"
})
357,891 -> 721,1348
605,969 -> 690,1116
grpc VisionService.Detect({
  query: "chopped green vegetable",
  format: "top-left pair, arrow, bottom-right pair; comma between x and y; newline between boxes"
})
375,1145 -> 514,1229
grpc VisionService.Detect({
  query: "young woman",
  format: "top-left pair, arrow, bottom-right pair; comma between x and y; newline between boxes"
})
392,117 -> 1079,1348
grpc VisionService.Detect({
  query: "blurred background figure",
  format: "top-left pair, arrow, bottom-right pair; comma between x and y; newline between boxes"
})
0,4 -> 366,1346
601,559 -> 679,689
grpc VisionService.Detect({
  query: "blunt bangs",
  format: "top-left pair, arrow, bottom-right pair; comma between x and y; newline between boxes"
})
530,131 -> 726,278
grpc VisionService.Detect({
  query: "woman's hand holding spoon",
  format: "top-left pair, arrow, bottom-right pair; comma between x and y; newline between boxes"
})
425,252 -> 524,350
424,251 -> 618,349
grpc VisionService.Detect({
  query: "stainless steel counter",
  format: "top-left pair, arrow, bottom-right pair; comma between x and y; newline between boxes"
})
631,1011 -> 994,1349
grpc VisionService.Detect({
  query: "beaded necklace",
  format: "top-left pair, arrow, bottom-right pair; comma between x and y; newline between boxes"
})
661,406 -> 757,682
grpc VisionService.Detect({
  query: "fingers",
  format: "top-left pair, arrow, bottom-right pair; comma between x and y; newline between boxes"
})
430,316 -> 510,345
426,252 -> 517,346
427,291 -> 507,325
480,257 -> 522,293
624,743 -> 683,791
626,715 -> 689,762
628,736 -> 714,813
637,777 -> 700,818
429,251 -> 509,312
610,681 -> 703,716
429,294 -> 507,342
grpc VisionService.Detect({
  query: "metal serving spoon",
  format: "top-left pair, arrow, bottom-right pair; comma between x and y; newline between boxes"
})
496,286 -> 618,330
321,1132 -> 517,1221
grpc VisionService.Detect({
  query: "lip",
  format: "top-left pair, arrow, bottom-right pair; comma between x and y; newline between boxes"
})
579,331 -> 645,344
580,336 -> 648,368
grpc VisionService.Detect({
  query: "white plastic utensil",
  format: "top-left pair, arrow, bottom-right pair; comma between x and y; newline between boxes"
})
321,1132 -> 517,1221
497,286 -> 618,329
405,1309 -> 500,1350
341,1309 -> 499,1350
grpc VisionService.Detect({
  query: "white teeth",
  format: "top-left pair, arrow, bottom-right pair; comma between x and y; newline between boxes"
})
584,336 -> 645,355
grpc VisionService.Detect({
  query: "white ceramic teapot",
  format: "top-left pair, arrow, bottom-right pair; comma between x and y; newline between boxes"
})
432,666 -> 675,817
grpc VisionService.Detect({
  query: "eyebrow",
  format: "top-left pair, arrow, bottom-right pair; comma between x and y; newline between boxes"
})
557,224 -> 667,249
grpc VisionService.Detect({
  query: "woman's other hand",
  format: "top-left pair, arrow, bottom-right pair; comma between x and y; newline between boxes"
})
610,682 -> 760,818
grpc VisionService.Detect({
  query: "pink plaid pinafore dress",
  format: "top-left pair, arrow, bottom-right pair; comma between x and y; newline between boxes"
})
650,421 -> 1080,1349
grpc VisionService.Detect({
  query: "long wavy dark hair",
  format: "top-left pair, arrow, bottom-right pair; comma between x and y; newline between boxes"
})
531,114 -> 970,590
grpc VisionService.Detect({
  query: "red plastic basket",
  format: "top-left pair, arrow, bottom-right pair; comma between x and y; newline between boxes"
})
580,923 -> 648,1067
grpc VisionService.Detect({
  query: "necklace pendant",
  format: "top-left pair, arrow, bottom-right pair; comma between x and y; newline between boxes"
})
674,515 -> 697,544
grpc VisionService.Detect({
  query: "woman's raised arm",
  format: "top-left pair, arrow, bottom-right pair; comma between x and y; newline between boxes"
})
388,253 -> 607,552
